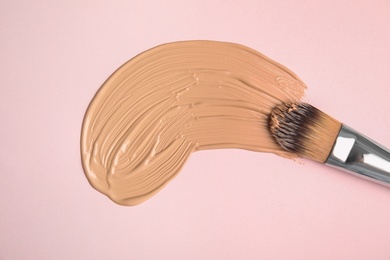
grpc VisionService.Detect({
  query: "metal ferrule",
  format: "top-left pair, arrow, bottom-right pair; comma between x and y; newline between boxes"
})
326,125 -> 390,187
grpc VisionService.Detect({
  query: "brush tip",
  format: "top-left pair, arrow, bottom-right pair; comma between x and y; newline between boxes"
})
269,102 -> 341,163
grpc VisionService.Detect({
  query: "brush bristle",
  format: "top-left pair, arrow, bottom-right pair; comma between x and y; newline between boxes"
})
269,103 -> 342,163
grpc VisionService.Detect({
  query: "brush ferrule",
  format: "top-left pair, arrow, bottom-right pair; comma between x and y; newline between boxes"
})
326,125 -> 390,187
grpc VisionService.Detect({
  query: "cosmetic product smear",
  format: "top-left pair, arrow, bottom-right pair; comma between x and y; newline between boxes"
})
81,41 -> 306,206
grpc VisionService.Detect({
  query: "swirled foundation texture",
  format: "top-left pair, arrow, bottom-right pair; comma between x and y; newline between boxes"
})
81,41 -> 306,206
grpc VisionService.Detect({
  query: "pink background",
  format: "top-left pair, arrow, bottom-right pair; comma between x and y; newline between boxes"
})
1,1 -> 390,259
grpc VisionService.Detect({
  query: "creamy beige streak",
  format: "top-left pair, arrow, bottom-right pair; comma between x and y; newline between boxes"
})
81,41 -> 306,206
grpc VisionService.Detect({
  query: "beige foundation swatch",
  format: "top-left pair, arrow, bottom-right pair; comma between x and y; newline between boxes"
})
81,41 -> 306,206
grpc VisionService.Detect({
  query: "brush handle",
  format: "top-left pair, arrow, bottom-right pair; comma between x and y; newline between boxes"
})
326,125 -> 390,187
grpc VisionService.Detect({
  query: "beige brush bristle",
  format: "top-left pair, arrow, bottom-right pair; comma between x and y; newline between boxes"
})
269,103 -> 342,163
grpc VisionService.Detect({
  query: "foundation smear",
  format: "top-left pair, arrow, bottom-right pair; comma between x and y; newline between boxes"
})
81,40 -> 306,206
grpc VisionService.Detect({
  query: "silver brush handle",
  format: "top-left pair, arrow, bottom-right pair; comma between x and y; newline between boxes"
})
326,125 -> 390,187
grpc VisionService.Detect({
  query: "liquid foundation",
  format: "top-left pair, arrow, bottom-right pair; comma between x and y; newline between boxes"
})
81,41 -> 306,206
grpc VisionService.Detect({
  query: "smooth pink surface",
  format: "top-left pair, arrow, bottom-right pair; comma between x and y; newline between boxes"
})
1,1 -> 390,259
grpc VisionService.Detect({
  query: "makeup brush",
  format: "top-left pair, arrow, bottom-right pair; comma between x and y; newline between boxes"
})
268,102 -> 390,187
